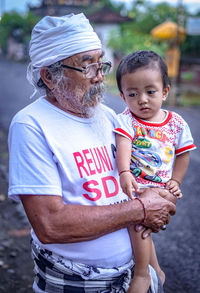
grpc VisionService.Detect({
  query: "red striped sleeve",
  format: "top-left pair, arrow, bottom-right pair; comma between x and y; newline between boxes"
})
114,128 -> 133,141
175,144 -> 196,155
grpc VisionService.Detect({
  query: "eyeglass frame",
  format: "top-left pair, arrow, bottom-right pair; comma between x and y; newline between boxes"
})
60,61 -> 112,78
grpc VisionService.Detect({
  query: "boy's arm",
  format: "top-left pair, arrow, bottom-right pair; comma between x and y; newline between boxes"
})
171,151 -> 190,184
116,134 -> 139,199
166,152 -> 190,197
116,134 -> 132,172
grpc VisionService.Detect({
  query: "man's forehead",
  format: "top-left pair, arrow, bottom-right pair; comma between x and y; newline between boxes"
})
65,49 -> 104,63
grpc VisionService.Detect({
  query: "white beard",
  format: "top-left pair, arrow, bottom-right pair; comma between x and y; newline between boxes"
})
80,82 -> 105,117
52,79 -> 105,118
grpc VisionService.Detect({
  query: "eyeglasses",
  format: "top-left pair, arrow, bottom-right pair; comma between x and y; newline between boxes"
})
61,61 -> 112,79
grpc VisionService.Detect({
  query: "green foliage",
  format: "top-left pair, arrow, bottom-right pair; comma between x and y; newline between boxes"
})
107,1 -> 178,58
0,12 -> 40,54
108,27 -> 167,57
130,2 -> 178,34
181,71 -> 195,82
180,92 -> 200,106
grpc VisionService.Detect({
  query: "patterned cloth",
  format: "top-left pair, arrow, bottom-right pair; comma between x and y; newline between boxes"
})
31,240 -> 164,293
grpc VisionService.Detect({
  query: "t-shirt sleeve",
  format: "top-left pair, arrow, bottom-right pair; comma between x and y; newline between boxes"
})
174,116 -> 196,156
8,122 -> 62,201
113,112 -> 134,141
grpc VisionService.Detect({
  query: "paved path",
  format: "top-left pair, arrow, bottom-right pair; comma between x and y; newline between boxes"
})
0,56 -> 200,292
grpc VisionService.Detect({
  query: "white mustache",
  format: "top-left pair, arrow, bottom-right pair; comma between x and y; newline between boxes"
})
83,82 -> 105,105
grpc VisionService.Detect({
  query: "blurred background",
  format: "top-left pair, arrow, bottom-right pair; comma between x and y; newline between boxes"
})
0,1 -> 200,293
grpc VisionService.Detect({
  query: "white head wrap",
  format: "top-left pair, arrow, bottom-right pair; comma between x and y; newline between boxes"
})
27,13 -> 102,98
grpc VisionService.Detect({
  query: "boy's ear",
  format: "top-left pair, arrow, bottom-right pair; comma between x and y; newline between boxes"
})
163,85 -> 170,101
120,92 -> 125,101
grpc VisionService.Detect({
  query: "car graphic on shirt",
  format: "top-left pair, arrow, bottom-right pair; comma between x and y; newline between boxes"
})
130,148 -> 162,183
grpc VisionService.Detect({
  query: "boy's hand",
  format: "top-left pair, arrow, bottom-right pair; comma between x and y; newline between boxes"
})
165,179 -> 183,198
119,172 -> 139,200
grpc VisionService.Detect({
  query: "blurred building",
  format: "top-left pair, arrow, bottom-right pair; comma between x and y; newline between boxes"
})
186,17 -> 200,36
87,5 -> 132,65
29,0 -> 133,64
29,0 -> 98,16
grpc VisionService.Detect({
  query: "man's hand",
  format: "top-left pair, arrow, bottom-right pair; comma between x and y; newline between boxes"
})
135,188 -> 176,238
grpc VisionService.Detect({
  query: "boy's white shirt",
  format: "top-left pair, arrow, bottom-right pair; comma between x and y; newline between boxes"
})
114,107 -> 196,188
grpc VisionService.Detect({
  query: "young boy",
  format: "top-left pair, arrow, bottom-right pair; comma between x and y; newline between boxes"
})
114,50 -> 196,293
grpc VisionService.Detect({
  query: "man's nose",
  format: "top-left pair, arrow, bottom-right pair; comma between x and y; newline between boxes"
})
91,69 -> 104,83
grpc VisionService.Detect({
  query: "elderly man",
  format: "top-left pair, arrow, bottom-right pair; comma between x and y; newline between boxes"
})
8,14 -> 175,293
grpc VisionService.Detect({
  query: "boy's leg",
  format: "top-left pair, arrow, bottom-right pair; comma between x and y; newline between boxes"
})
127,225 -> 151,293
127,187 -> 175,292
150,240 -> 165,285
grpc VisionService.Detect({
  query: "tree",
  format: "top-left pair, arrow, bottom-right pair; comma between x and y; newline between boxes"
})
0,12 -> 40,55
108,1 -> 187,58
108,24 -> 167,57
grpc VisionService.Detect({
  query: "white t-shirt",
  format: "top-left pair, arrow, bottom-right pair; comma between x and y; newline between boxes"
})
8,97 -> 132,268
114,108 -> 196,188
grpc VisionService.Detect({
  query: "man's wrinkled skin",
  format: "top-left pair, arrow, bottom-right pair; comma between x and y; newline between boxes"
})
135,188 -> 176,238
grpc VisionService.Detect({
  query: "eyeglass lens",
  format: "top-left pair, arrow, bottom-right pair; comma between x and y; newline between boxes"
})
85,63 -> 111,78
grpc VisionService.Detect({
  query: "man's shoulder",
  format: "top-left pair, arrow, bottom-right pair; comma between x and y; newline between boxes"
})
101,103 -> 115,113
10,97 -> 46,126
100,103 -> 118,119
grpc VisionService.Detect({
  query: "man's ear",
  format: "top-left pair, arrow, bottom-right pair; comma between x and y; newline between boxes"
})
40,67 -> 54,90
163,85 -> 170,101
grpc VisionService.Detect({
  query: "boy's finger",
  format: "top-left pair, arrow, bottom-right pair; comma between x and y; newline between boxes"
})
166,181 -> 171,187
175,192 -> 183,199
173,189 -> 182,196
127,187 -> 135,200
169,186 -> 178,193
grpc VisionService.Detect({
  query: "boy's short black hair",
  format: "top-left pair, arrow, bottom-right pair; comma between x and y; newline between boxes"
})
116,50 -> 169,93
